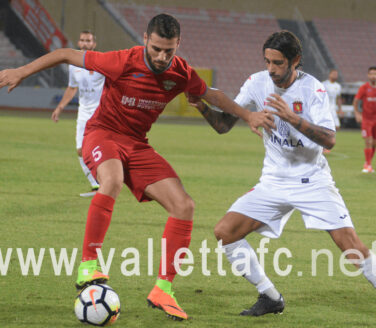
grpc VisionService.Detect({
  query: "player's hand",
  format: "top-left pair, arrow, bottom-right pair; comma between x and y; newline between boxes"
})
354,111 -> 362,124
0,68 -> 25,93
51,108 -> 62,122
265,93 -> 294,123
186,92 -> 206,111
338,108 -> 345,118
247,110 -> 275,137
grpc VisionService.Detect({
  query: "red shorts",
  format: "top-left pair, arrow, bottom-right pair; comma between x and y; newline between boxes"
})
82,129 -> 179,202
361,120 -> 376,139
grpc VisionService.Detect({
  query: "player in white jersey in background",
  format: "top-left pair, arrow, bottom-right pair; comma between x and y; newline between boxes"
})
322,69 -> 343,154
189,30 -> 376,317
322,69 -> 343,130
51,30 -> 105,197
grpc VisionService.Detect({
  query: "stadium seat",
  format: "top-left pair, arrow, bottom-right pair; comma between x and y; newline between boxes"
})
313,18 -> 376,82
111,3 -> 280,98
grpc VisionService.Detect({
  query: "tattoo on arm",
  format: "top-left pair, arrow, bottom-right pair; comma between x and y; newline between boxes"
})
296,117 -> 303,131
293,117 -> 335,148
199,103 -> 239,134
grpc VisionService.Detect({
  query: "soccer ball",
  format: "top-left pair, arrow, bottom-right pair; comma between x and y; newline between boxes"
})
74,284 -> 120,326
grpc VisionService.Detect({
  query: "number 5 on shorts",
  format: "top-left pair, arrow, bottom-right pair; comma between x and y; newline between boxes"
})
92,146 -> 102,162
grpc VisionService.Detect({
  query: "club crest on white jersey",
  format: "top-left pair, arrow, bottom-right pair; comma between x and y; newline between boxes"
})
234,70 -> 335,179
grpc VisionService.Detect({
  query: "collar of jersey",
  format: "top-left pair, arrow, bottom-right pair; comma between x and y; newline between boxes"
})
143,48 -> 173,75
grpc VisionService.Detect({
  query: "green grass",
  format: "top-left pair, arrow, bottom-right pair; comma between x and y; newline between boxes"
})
0,110 -> 375,327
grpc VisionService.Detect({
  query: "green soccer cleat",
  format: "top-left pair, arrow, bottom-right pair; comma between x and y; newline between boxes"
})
75,259 -> 109,290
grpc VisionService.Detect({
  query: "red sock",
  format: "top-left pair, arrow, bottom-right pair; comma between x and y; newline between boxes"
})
82,193 -> 115,261
372,147 -> 375,160
365,148 -> 373,166
158,217 -> 193,282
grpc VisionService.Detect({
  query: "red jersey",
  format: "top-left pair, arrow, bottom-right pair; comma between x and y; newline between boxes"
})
355,82 -> 376,121
83,46 -> 207,141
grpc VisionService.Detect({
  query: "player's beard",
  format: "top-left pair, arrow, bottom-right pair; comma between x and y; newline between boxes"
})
80,46 -> 95,51
145,48 -> 171,74
270,65 -> 294,88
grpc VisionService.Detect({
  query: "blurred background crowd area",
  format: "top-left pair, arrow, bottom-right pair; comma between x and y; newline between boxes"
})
1,0 -> 376,124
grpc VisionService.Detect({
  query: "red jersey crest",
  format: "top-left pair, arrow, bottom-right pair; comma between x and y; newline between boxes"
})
162,80 -> 176,91
293,101 -> 303,113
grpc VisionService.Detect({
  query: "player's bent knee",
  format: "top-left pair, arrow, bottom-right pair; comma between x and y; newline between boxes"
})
171,196 -> 195,220
98,175 -> 123,197
214,223 -> 231,243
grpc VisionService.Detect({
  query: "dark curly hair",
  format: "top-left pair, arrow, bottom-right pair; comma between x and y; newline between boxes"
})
263,30 -> 302,67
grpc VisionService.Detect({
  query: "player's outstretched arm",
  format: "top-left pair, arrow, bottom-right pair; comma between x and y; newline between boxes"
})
187,93 -> 238,134
266,93 -> 336,149
51,86 -> 78,122
0,49 -> 84,93
201,88 -> 275,137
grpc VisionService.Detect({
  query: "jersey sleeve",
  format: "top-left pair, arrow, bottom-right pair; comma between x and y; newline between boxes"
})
234,76 -> 254,107
309,89 -> 335,131
355,84 -> 365,100
83,50 -> 129,82
185,67 -> 207,96
68,65 -> 78,88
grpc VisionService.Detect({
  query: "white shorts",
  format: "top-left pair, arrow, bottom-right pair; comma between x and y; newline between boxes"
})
228,176 -> 354,238
76,104 -> 97,149
76,119 -> 87,149
330,106 -> 340,128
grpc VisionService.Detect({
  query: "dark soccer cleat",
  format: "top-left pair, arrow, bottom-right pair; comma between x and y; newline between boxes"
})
240,293 -> 285,316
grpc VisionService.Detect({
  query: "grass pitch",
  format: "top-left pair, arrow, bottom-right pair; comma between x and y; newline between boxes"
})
0,110 -> 375,328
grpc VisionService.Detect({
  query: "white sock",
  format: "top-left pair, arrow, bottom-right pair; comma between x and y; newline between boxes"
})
78,157 -> 99,189
361,251 -> 376,288
224,239 -> 280,300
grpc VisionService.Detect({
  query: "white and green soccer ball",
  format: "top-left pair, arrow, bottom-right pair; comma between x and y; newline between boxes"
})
74,284 -> 120,326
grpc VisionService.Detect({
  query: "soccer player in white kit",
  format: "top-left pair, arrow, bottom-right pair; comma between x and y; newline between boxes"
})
189,30 -> 376,317
51,31 -> 105,197
322,69 -> 343,130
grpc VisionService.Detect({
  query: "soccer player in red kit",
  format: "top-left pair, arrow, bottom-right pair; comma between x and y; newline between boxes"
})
353,66 -> 376,173
0,14 -> 274,320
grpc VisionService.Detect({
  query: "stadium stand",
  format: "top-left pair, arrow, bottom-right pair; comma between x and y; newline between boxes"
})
0,30 -> 27,70
0,1 -> 68,87
111,3 -> 280,98
313,18 -> 376,82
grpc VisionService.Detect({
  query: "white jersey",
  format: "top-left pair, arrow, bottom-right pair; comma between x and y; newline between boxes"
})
322,80 -> 341,108
68,64 -> 105,121
235,70 -> 335,181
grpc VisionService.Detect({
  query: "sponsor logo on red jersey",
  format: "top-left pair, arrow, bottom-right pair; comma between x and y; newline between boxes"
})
132,73 -> 145,78
293,101 -> 303,113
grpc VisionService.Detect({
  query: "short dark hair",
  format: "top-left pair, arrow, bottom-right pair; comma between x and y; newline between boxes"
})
263,30 -> 302,67
147,14 -> 180,39
80,30 -> 96,41
368,66 -> 376,72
